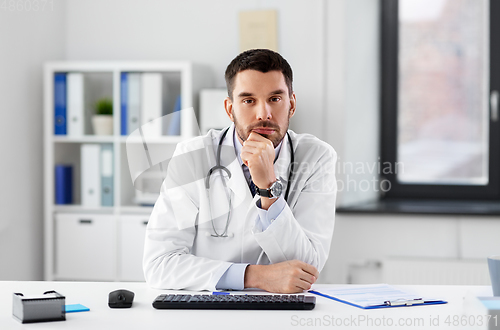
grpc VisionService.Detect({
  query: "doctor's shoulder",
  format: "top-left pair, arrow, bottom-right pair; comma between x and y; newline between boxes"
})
171,129 -> 220,156
289,130 -> 337,163
162,130 -> 220,186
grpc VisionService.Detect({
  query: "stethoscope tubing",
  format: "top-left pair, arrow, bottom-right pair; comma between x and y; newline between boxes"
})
205,127 -> 295,237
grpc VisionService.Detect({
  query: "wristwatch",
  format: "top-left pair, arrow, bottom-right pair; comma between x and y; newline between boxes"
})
255,179 -> 283,199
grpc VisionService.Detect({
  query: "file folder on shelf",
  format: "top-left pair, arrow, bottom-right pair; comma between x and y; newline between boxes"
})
67,73 -> 84,136
128,73 -> 141,134
309,284 -> 447,309
167,94 -> 181,136
120,72 -> 127,136
54,73 -> 67,135
81,144 -> 101,207
55,164 -> 72,204
100,144 -> 114,206
141,73 -> 162,136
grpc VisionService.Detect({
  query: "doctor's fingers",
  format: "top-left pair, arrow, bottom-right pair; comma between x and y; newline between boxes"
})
294,260 -> 319,278
299,270 -> 317,286
240,148 -> 273,164
245,132 -> 273,144
241,143 -> 274,159
242,140 -> 273,154
247,131 -> 273,143
278,277 -> 310,293
294,277 -> 315,292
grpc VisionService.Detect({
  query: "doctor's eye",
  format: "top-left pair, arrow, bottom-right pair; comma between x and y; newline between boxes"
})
242,99 -> 254,104
270,96 -> 281,102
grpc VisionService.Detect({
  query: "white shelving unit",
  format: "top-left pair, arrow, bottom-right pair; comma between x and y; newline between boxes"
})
43,61 -> 203,281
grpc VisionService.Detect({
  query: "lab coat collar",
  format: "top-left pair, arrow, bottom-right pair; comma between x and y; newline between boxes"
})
273,131 -> 292,187
218,124 -> 253,201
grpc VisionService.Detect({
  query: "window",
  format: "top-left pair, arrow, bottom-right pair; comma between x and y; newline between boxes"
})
381,0 -> 500,200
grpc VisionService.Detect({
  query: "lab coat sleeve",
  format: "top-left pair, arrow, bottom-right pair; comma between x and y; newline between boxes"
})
255,195 -> 286,230
252,143 -> 337,272
215,263 -> 249,290
143,141 -> 232,291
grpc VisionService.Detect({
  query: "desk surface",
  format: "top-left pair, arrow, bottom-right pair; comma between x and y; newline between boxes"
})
0,281 -> 494,329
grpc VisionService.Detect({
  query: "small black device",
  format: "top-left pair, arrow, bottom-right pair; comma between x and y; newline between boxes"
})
152,294 -> 315,310
108,289 -> 134,308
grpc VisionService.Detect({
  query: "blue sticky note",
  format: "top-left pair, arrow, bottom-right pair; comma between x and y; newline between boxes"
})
212,292 -> 230,295
65,304 -> 90,313
481,300 -> 500,310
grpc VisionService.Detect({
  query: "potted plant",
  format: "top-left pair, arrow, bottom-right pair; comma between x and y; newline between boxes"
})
92,98 -> 113,135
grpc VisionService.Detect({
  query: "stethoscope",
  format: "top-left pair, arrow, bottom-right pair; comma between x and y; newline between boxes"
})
205,126 -> 295,237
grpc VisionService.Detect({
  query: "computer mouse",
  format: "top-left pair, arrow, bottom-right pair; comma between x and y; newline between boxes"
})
108,289 -> 134,308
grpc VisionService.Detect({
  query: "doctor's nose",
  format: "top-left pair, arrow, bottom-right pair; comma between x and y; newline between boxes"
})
256,102 -> 272,121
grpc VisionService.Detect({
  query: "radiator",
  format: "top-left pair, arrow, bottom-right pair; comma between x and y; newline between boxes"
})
382,258 -> 491,285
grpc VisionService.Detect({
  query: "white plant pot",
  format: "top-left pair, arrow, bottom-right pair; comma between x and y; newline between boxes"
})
92,115 -> 113,135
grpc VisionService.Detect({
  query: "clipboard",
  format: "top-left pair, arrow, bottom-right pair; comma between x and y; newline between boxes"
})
309,284 -> 447,309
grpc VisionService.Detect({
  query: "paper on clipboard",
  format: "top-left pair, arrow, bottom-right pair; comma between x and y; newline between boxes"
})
310,284 -> 447,309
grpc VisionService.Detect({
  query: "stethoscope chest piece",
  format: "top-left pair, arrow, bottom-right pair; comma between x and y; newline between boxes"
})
205,231 -> 234,238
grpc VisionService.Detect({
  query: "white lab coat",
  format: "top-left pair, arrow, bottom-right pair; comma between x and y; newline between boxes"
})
143,124 -> 337,291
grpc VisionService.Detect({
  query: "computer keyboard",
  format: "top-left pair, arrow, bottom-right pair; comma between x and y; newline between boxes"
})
152,294 -> 316,310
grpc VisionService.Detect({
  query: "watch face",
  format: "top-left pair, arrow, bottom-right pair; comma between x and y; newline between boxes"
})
271,180 -> 283,197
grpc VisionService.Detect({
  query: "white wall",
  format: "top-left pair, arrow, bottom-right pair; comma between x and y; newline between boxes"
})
0,2 -> 66,280
64,0 -> 327,139
320,214 -> 500,284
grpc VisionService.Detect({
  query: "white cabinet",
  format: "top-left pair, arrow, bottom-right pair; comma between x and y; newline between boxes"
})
44,61 -> 208,281
55,213 -> 116,281
119,215 -> 149,281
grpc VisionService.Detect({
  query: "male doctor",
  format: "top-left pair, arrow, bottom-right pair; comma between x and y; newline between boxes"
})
143,49 -> 336,293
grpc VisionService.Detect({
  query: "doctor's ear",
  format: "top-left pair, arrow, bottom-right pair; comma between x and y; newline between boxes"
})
288,93 -> 296,118
224,97 -> 234,122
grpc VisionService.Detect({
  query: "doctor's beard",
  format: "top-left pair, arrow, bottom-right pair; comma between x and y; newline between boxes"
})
233,116 -> 288,148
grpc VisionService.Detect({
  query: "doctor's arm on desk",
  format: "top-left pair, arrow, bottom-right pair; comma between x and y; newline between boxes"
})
245,260 -> 319,293
215,194 -> 320,293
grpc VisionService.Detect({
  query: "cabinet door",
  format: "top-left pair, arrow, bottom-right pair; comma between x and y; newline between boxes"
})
55,213 -> 115,280
119,215 -> 149,281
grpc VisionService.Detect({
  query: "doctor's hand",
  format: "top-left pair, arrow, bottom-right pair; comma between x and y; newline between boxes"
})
240,132 -> 276,190
244,260 -> 319,293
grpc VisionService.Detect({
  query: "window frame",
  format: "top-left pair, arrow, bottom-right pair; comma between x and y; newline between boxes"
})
380,0 -> 500,200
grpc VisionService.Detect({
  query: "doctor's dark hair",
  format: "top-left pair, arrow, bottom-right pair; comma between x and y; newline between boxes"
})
225,49 -> 293,100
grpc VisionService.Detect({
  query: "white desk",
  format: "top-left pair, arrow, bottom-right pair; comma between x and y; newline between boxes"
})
0,281 -> 494,329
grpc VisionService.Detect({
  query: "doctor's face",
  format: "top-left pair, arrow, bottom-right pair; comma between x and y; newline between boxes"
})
224,70 -> 296,148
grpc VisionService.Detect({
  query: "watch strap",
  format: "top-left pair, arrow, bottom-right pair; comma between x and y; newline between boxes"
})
256,186 -> 273,198
255,179 -> 281,198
